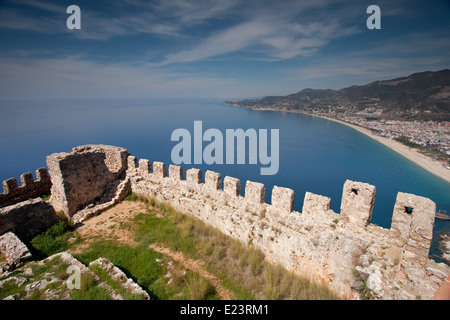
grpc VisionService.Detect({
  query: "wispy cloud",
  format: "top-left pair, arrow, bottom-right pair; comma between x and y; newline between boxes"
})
0,0 -> 242,40
0,8 -> 61,34
0,0 -> 360,56
13,0 -> 66,13
283,44 -> 450,90
0,0 -> 448,99
154,9 -> 361,65
155,19 -> 274,65
0,56 -> 238,99
144,0 -> 240,26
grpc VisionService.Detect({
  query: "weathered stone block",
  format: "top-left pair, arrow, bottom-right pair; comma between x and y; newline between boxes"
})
36,167 -> 49,181
340,180 -> 376,227
127,156 -> 138,170
20,172 -> 34,187
271,186 -> 294,213
153,161 -> 167,178
0,232 -> 32,267
46,145 -> 129,216
205,170 -> 221,190
0,198 -> 60,241
302,192 -> 331,214
2,178 -> 18,194
186,168 -> 202,184
391,192 -> 436,254
1,167 -> 51,208
245,181 -> 265,204
169,165 -> 183,180
120,149 -> 450,300
138,159 -> 152,175
89,257 -> 150,300
224,176 -> 241,197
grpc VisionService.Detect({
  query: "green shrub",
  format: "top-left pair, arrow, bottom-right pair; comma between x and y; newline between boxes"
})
70,271 -> 111,301
124,192 -> 150,203
124,192 -> 139,201
75,241 -> 166,299
131,199 -> 340,300
30,221 -> 72,257
186,272 -> 216,300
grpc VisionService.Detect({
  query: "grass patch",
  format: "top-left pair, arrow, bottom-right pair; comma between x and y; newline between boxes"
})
18,194 -> 339,300
75,242 -> 163,291
30,255 -> 71,282
29,220 -> 79,258
88,263 -> 147,300
124,192 -> 149,203
133,211 -> 197,256
75,241 -> 206,300
186,272 -> 217,300
70,271 -> 111,300
0,255 -> 75,300
129,196 -> 340,300
0,278 -> 27,299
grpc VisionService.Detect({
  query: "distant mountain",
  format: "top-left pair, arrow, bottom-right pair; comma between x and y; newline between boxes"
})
226,69 -> 450,121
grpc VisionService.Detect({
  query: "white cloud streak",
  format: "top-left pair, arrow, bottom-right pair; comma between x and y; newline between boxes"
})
0,0 -> 448,99
0,0 -> 361,60
155,18 -> 360,65
0,56 -> 239,99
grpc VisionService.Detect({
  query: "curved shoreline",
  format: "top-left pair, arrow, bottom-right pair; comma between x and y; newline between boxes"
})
315,115 -> 450,183
234,105 -> 450,183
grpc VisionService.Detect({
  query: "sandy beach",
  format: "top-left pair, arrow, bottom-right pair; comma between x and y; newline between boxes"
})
237,105 -> 450,183
318,116 -> 450,183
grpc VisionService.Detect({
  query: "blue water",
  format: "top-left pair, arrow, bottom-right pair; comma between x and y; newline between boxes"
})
1,98 -> 449,262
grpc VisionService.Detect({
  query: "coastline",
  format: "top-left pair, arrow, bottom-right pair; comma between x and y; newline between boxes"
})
318,115 -> 450,184
233,105 -> 450,183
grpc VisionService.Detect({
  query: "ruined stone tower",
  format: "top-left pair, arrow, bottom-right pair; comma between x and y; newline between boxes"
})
46,145 -> 129,217
1,144 -> 449,300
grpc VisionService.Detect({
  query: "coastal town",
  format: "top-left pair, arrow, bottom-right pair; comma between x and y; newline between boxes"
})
225,70 -> 450,174
307,107 -> 450,170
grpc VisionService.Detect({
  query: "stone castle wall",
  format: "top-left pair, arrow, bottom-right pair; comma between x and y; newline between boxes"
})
46,145 -> 129,217
1,144 -> 449,300
0,198 -> 60,242
125,154 -> 450,300
0,167 -> 51,208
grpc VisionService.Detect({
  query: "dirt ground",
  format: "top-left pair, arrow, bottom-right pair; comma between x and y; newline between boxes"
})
69,200 -> 233,300
70,200 -> 143,249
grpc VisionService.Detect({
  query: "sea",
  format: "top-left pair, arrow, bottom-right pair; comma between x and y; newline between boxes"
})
0,98 -> 449,263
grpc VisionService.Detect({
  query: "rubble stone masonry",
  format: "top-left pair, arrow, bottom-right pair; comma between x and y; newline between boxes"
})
1,144 -> 449,300
0,168 -> 51,208
46,145 -> 128,217
125,154 -> 450,300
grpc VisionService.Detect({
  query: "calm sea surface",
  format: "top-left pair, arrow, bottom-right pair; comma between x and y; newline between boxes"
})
0,98 -> 449,262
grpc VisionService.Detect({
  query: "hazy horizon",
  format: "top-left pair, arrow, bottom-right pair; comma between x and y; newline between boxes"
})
0,0 -> 449,100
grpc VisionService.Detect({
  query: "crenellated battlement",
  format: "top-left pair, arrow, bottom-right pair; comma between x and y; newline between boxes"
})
0,167 -> 51,208
124,155 -> 435,235
123,153 -> 449,299
1,144 -> 449,300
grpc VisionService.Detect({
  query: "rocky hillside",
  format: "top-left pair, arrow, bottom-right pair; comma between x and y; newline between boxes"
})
226,69 -> 450,121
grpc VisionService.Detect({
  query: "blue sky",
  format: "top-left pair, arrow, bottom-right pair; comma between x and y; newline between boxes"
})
0,0 -> 449,99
